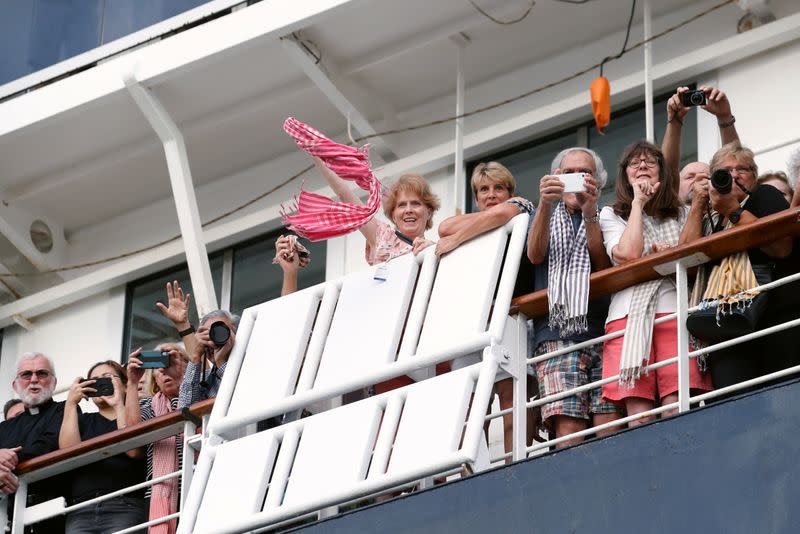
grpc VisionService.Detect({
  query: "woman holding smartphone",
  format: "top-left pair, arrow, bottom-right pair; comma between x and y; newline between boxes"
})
60,360 -> 146,533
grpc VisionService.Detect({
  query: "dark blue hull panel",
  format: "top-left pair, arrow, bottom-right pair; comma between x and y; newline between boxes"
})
295,378 -> 800,534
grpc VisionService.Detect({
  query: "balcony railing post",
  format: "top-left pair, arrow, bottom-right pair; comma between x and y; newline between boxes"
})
181,420 -> 197,509
11,478 -> 27,534
675,259 -> 691,413
512,313 -> 528,462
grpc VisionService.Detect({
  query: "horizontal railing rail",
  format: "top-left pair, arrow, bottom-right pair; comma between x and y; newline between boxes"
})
8,206 -> 800,532
15,398 -> 214,483
512,208 -> 800,318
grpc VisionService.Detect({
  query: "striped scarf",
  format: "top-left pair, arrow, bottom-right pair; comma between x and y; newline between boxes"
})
689,210 -> 760,367
618,212 -> 684,387
547,202 -> 591,336
149,392 -> 178,534
281,118 -> 381,241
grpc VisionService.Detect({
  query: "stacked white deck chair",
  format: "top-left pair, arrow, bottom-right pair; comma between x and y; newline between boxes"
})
179,213 -> 530,534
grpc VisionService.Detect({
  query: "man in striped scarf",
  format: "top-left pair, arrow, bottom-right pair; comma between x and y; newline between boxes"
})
527,148 -> 622,447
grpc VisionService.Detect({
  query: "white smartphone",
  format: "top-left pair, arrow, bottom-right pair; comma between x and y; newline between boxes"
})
559,172 -> 587,194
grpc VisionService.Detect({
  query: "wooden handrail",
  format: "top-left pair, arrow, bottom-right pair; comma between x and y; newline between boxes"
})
512,208 -> 800,318
16,398 -> 214,483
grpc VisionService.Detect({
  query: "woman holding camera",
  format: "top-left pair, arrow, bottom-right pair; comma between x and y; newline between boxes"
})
681,141 -> 796,390
126,344 -> 188,534
60,360 -> 146,533
599,141 -> 713,425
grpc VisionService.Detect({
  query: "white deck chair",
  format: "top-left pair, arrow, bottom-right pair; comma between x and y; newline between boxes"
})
401,213 -> 529,379
181,353 -> 502,534
308,251 -> 424,391
210,283 -> 331,427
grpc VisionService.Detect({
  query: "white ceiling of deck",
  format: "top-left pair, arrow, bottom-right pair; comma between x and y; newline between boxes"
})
1,0 -> 721,234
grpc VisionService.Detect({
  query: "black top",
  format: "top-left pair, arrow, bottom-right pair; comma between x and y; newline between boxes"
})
67,411 -> 146,502
710,184 -> 795,320
0,399 -> 69,505
711,184 -> 788,264
0,399 -> 65,461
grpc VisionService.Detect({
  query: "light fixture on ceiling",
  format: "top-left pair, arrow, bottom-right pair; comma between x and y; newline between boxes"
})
29,220 -> 53,253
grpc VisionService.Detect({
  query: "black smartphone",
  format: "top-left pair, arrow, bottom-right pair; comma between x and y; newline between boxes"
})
681,89 -> 707,107
85,377 -> 114,397
139,350 -> 171,369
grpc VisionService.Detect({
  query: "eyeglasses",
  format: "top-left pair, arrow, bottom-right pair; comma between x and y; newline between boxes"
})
719,165 -> 753,175
627,158 -> 659,168
16,369 -> 52,381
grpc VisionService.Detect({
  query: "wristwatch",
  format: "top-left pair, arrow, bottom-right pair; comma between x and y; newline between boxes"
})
583,210 -> 600,224
728,207 -> 744,224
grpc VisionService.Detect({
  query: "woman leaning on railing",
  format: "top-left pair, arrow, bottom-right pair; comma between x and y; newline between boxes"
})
598,141 -> 713,426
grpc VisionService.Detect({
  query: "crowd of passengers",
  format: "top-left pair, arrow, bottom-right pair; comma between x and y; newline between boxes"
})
2,87 -> 800,533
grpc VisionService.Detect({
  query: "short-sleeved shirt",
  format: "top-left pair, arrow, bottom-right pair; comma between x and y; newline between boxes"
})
365,221 -> 414,266
529,208 -> 610,348
68,412 -> 146,502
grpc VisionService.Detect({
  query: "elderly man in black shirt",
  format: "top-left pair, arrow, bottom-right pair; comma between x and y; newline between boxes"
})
0,352 -> 67,533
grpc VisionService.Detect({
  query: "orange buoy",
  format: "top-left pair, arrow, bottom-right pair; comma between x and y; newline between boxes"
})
590,76 -> 611,134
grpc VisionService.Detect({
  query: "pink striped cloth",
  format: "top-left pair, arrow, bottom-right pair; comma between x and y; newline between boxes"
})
281,117 -> 381,241
149,392 -> 179,534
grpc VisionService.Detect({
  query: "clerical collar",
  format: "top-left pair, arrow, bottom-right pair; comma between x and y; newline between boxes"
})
25,398 -> 54,416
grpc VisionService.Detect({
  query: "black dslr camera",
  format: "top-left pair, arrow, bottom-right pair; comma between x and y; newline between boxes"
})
209,320 -> 231,347
681,89 -> 707,107
710,168 -> 733,195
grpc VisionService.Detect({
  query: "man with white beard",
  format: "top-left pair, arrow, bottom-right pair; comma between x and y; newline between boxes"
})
0,352 -> 68,533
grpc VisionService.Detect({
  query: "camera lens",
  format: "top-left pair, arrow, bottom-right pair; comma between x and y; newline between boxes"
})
690,91 -> 704,106
710,169 -> 733,195
209,321 -> 231,347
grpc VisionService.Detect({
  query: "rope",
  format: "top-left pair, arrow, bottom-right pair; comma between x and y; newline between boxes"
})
0,0 -> 734,279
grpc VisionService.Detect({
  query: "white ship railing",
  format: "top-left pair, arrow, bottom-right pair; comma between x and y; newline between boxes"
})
4,209 -> 800,533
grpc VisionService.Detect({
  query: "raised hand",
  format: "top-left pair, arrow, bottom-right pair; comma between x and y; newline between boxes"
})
666,86 -> 692,124
156,281 -> 191,326
700,85 -> 732,120
66,377 -> 96,407
575,174 -> 600,215
539,174 -> 565,205
126,349 -> 144,385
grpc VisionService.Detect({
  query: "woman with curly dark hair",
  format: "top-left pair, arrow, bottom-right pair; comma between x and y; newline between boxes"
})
599,141 -> 712,426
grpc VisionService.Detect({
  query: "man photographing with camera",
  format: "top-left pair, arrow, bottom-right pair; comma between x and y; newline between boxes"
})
177,310 -> 239,409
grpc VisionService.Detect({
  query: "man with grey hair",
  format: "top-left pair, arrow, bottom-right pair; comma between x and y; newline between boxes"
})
0,352 -> 68,533
178,308 -> 239,409
153,281 -> 241,408
527,147 -> 621,446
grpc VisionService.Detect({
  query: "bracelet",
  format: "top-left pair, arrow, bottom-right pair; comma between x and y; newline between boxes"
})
718,115 -> 736,128
583,213 -> 600,224
667,114 -> 683,126
177,325 -> 195,338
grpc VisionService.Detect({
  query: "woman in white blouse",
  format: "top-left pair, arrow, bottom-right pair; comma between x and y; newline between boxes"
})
599,141 -> 712,426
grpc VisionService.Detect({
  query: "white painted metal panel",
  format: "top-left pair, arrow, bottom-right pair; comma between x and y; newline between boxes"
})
386,367 -> 475,474
226,286 -> 322,419
194,431 -> 279,532
314,253 -> 419,389
279,399 -> 383,508
415,227 -> 507,357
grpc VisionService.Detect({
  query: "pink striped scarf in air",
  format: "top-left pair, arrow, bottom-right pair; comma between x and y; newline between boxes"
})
149,392 -> 179,534
281,117 -> 381,241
